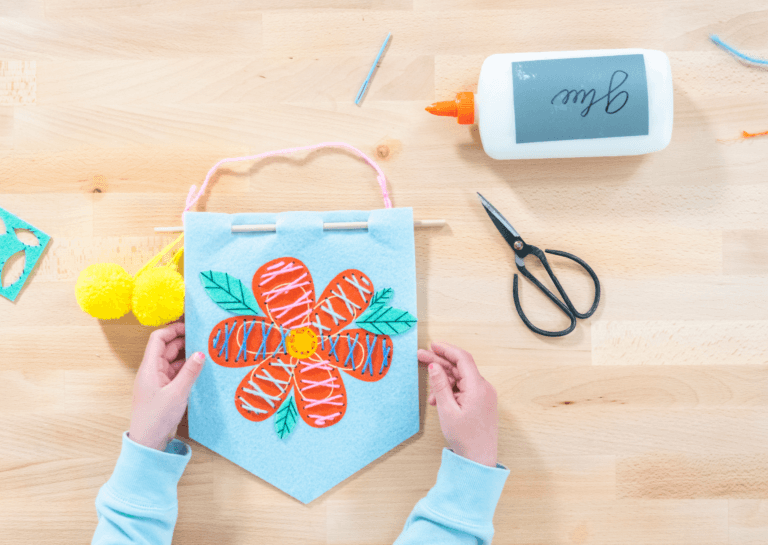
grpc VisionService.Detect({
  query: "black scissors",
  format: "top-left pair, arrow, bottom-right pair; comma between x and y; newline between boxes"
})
478,193 -> 601,337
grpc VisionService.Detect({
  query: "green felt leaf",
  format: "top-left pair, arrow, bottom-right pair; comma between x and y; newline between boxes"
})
356,305 -> 417,336
274,395 -> 298,439
366,288 -> 394,312
199,270 -> 261,315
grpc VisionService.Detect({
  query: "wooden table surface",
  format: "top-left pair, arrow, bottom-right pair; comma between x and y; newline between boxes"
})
2,1 -> 768,544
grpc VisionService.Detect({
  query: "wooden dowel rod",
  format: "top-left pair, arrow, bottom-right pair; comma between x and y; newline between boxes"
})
154,219 -> 445,233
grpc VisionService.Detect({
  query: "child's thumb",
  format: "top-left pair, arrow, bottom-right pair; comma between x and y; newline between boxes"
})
172,352 -> 205,398
428,364 -> 458,413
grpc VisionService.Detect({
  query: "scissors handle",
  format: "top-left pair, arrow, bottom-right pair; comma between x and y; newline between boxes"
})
513,246 -> 601,337
544,249 -> 601,318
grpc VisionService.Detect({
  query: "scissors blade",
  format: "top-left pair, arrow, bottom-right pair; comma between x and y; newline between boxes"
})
477,193 -> 524,251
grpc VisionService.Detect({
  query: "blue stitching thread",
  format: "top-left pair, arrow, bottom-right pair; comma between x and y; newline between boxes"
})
218,321 -> 236,361
344,332 -> 359,369
213,329 -> 221,349
319,329 -> 326,350
711,35 -> 768,66
236,319 -> 256,363
274,325 -> 289,355
379,338 -> 392,374
362,334 -> 375,376
328,335 -> 340,362
255,321 -> 274,361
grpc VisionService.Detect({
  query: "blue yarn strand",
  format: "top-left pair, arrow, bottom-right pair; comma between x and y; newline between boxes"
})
711,35 -> 768,66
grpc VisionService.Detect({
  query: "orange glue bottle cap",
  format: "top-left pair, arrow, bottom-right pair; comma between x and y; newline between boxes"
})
425,92 -> 475,124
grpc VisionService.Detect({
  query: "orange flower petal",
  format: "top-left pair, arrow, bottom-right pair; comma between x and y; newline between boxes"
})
252,258 -> 316,330
319,329 -> 393,382
293,355 -> 347,428
311,270 -> 374,336
209,316 -> 290,367
235,357 -> 296,422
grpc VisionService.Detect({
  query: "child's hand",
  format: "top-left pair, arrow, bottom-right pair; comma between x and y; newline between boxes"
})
128,322 -> 205,451
418,342 -> 499,467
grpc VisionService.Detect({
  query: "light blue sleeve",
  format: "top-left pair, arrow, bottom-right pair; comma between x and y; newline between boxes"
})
92,432 -> 192,545
395,449 -> 510,545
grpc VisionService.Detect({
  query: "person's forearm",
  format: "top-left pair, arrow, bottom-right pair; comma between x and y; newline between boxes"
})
395,448 -> 509,545
92,432 -> 191,545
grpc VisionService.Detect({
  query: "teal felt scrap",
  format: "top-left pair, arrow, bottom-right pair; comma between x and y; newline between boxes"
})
0,207 -> 51,301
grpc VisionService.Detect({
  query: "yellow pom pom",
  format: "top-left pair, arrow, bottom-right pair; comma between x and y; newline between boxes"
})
132,266 -> 185,327
75,263 -> 134,320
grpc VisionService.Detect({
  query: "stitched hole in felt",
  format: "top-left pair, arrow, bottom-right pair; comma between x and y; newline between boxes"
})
1,249 -> 25,288
14,228 -> 39,246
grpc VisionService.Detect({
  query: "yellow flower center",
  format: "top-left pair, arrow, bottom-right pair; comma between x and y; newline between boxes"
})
286,327 -> 318,359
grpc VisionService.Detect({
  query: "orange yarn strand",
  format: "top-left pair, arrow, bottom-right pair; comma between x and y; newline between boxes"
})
742,130 -> 768,139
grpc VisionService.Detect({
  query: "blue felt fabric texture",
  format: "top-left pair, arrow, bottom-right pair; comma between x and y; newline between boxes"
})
185,208 -> 418,503
0,207 -> 51,302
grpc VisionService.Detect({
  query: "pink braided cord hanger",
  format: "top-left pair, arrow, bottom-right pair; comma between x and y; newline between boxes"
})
184,142 -> 392,220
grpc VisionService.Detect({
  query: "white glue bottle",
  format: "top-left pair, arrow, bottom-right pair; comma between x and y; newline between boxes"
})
427,49 -> 673,160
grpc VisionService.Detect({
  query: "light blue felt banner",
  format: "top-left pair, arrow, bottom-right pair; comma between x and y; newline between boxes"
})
185,208 -> 418,503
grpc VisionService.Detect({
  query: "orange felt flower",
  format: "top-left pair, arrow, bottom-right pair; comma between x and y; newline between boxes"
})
208,257 -> 393,432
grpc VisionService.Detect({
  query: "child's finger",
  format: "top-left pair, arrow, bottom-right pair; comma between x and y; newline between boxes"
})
164,338 -> 185,363
428,363 -> 459,414
431,341 -> 481,386
152,322 -> 185,344
145,323 -> 185,361
168,358 -> 186,376
170,352 -> 205,399
418,349 -> 459,383
417,348 -> 440,365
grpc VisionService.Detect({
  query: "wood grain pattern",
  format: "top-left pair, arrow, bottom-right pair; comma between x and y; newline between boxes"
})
729,500 -> 768,545
593,322 -> 768,366
1,1 -> 768,543
618,454 -> 768,499
0,60 -> 35,104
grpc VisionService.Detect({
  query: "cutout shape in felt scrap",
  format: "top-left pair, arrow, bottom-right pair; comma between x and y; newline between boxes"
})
0,207 -> 51,301
185,208 -> 418,503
